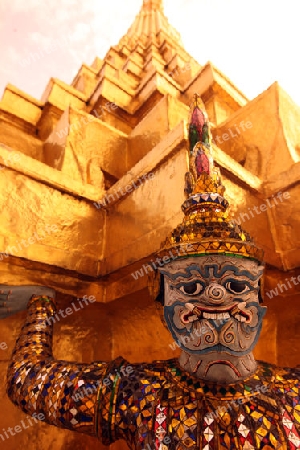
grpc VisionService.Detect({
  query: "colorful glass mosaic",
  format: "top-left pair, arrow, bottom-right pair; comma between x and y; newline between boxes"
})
6,296 -> 300,449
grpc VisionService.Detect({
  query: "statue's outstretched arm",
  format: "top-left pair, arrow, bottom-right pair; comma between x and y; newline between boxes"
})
6,291 -> 109,439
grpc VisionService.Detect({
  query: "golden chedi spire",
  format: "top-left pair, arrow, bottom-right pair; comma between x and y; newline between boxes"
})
158,94 -> 264,263
124,0 -> 183,47
142,0 -> 164,11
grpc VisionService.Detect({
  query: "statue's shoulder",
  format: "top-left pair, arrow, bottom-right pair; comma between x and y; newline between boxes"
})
256,360 -> 300,388
114,358 -> 177,390
129,358 -> 177,378
103,357 -> 177,387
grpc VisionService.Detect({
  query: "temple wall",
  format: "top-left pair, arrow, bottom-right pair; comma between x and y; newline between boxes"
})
56,108 -> 129,185
214,83 -> 299,179
128,96 -> 188,165
0,151 -> 106,277
0,85 -> 42,125
211,92 -> 237,126
104,148 -> 186,273
0,120 -> 43,160
270,183 -> 300,270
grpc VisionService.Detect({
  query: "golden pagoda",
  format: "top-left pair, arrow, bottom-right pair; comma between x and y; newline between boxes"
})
0,1 -> 300,448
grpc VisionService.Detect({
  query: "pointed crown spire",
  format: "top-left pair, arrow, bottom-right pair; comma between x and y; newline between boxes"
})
157,94 -> 264,263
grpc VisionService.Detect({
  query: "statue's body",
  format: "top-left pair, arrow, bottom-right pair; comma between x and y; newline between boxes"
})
5,95 -> 300,449
5,283 -> 300,450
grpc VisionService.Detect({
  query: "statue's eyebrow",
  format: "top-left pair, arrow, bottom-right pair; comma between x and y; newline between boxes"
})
160,263 -> 263,282
160,264 -> 204,281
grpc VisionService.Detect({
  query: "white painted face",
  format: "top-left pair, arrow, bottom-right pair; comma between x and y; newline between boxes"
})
159,255 -> 266,356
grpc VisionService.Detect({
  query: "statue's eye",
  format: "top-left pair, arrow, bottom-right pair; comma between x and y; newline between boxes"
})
179,283 -> 203,296
225,281 -> 249,294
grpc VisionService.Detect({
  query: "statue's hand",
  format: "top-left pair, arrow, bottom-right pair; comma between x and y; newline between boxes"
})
0,285 -> 56,319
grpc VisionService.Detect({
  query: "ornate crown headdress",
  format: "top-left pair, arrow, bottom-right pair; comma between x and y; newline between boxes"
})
157,94 -> 264,263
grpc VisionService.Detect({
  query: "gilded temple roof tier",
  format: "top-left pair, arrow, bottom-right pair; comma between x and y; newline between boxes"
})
0,0 -> 300,279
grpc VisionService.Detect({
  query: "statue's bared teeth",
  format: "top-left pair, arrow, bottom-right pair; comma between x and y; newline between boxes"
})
202,312 -> 230,320
182,303 -> 253,323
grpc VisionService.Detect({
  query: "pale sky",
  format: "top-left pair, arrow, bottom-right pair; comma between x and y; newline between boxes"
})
0,0 -> 299,106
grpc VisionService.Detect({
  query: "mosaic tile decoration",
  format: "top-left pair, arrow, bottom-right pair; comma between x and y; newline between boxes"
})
7,296 -> 300,449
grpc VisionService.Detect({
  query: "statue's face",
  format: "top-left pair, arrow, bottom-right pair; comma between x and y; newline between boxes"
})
159,255 -> 266,356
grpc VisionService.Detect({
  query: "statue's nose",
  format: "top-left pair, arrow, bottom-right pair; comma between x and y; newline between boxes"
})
204,283 -> 227,304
